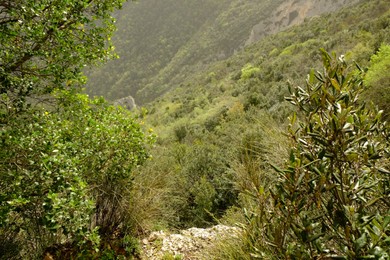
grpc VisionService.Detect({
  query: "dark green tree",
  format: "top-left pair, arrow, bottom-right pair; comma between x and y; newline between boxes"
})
0,0 -> 126,110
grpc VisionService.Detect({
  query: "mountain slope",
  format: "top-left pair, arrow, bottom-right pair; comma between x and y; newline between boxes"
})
145,0 -> 389,130
125,0 -> 389,231
85,0 -> 361,104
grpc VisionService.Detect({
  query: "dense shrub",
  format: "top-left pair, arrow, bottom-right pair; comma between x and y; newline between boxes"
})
0,90 -> 154,258
177,143 -> 237,227
363,44 -> 390,120
240,51 -> 390,259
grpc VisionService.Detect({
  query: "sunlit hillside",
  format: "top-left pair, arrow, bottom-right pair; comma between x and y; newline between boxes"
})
85,0 -> 363,103
1,0 -> 389,258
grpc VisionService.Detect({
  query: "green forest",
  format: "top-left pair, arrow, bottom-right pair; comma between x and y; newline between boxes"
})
1,0 -> 389,259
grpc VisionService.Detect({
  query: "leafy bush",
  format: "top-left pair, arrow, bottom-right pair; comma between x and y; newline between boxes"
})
0,1 -> 155,258
0,90 -> 154,258
174,125 -> 188,142
177,143 -> 237,227
242,51 -> 390,259
363,44 -> 390,120
190,176 -> 217,225
240,64 -> 261,80
0,0 -> 126,108
276,51 -> 388,258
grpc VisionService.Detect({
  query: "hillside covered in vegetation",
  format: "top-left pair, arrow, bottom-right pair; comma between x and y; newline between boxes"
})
1,0 -> 389,259
85,0 -> 363,103
106,0 -> 390,258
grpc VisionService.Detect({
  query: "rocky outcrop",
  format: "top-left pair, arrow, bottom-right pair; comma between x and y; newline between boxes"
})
114,95 -> 137,110
141,225 -> 241,260
245,0 -> 361,45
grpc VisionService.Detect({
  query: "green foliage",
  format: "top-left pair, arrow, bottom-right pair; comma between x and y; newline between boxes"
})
190,176 -> 217,225
0,90 -> 154,258
364,44 -> 390,119
0,0 -> 126,108
240,64 -> 261,80
135,1 -> 390,235
1,95 -> 95,258
248,52 -> 390,258
177,143 -> 237,227
126,146 -> 185,233
173,125 -> 188,142
122,234 -> 142,256
86,0 -> 287,102
97,234 -> 141,259
365,44 -> 390,86
0,0 -> 158,258
162,252 -> 183,260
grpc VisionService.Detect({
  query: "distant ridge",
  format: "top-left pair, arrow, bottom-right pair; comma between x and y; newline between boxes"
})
85,0 -> 363,104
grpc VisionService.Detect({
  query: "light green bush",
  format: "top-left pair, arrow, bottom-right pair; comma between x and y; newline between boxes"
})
363,44 -> 390,119
240,64 -> 261,80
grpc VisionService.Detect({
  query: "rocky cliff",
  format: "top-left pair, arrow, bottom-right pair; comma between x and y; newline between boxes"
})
246,0 -> 362,45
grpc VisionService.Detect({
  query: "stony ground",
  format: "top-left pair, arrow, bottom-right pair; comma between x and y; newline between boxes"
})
140,225 -> 241,260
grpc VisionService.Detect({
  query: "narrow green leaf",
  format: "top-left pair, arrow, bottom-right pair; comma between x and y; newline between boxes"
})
308,232 -> 324,242
331,78 -> 341,91
270,163 -> 284,173
296,172 -> 305,186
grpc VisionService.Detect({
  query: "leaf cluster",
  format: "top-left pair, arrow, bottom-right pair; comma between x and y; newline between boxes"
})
257,52 -> 390,259
0,0 -> 126,105
0,90 -> 154,258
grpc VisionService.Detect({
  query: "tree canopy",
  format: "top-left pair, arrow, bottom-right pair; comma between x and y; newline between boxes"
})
0,0 -> 126,105
0,1 -> 159,258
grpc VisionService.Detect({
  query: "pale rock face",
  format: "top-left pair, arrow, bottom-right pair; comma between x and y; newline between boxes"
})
114,95 -> 137,110
141,225 -> 241,260
245,0 -> 361,45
